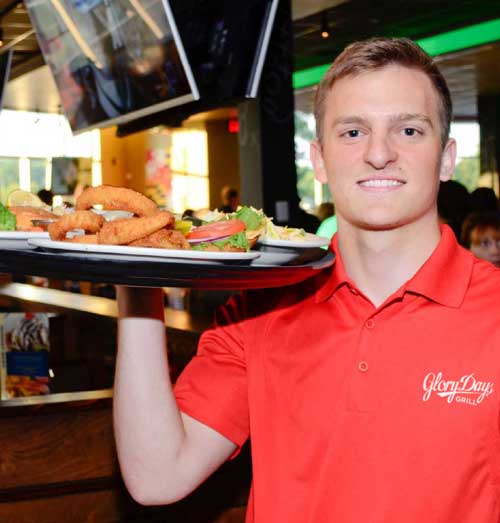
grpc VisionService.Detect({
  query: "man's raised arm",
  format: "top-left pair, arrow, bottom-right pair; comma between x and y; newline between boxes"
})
112,286 -> 236,505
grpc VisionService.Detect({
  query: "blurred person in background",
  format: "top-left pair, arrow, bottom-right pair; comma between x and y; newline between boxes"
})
219,187 -> 240,213
461,211 -> 500,268
37,189 -> 54,207
316,201 -> 337,240
469,187 -> 498,214
437,179 -> 470,241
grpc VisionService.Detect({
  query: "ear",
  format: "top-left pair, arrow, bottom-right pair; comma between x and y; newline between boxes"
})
439,137 -> 457,182
310,139 -> 328,184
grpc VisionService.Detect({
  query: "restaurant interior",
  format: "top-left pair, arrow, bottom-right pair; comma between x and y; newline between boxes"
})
0,0 -> 499,521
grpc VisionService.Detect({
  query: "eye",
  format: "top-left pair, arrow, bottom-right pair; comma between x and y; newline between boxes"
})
344,129 -> 360,138
403,127 -> 419,136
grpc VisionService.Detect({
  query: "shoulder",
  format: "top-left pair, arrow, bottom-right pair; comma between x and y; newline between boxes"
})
470,257 -> 500,285
466,258 -> 500,310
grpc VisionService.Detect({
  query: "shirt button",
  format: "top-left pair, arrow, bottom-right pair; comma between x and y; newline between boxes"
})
358,361 -> 369,372
365,318 -> 375,329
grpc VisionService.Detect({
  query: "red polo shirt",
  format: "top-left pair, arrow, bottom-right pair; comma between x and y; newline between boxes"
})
175,225 -> 500,522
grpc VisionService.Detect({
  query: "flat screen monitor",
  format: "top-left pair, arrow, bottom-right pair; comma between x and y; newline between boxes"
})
116,0 -> 278,136
0,50 -> 13,111
25,0 -> 199,134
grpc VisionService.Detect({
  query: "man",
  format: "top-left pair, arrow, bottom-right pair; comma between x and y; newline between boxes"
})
113,38 -> 500,522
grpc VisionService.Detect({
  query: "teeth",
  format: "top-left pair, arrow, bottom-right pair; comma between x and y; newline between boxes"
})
359,179 -> 403,187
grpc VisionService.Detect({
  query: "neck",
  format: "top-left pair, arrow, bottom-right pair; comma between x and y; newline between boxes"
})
337,215 -> 442,307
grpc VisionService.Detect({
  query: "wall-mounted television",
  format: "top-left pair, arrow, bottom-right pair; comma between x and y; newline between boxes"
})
117,0 -> 278,136
0,50 -> 13,111
25,0 -> 199,134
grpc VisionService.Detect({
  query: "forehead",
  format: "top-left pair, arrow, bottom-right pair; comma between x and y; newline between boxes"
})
324,64 -> 441,122
471,226 -> 500,242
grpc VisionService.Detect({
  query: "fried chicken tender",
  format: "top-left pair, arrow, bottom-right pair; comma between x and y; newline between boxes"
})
98,211 -> 174,245
68,234 -> 99,244
76,185 -> 158,217
48,211 -> 105,241
128,228 -> 190,250
8,206 -> 58,232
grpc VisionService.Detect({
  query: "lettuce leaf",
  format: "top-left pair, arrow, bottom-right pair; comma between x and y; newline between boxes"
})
0,203 -> 16,231
234,206 -> 264,231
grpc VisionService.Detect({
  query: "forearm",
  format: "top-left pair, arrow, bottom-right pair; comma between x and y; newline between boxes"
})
113,287 -> 186,502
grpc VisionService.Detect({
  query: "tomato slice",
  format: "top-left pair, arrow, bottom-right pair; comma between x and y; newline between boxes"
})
186,219 -> 246,241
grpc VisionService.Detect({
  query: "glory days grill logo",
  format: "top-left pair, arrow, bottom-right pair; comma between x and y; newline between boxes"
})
422,372 -> 494,406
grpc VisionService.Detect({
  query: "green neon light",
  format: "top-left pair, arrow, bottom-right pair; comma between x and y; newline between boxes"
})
293,17 -> 500,89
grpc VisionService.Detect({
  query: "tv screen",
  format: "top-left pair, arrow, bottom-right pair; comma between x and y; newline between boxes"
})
0,50 -> 13,111
25,0 -> 199,134
117,0 -> 278,136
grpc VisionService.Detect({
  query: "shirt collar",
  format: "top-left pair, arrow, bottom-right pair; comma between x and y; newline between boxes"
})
315,224 -> 473,307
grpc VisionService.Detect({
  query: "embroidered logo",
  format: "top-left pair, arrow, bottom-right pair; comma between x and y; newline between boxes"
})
422,372 -> 494,406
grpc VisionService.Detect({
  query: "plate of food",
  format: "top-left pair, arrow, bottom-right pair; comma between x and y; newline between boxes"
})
0,192 -> 59,240
28,238 -> 260,261
26,185 -> 264,262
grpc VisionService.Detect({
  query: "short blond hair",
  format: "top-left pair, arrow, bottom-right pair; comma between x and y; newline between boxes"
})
313,37 -> 452,148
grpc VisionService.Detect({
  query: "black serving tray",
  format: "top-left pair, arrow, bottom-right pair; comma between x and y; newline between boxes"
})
0,240 -> 334,290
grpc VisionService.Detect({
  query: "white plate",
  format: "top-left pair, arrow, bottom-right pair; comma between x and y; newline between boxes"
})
0,231 -> 50,240
28,238 -> 261,261
258,233 -> 330,248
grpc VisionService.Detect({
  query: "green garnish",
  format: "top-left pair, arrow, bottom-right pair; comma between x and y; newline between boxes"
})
234,206 -> 264,231
0,203 -> 16,231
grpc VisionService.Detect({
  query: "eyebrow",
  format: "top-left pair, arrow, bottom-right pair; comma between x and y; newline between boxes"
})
331,113 -> 434,128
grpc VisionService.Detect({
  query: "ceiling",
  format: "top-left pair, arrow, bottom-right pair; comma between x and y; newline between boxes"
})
1,0 -> 500,120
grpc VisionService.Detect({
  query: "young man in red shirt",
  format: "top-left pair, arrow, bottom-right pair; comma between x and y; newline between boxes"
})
113,38 -> 500,522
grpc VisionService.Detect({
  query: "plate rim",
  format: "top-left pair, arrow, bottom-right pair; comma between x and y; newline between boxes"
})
258,232 -> 330,248
27,238 -> 261,261
0,231 -> 50,240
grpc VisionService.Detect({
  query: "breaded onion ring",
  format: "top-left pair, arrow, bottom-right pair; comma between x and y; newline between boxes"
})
76,185 -> 158,217
128,228 -> 190,250
98,211 -> 174,245
48,211 -> 105,241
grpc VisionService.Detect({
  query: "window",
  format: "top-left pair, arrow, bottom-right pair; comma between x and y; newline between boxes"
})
0,110 -> 101,204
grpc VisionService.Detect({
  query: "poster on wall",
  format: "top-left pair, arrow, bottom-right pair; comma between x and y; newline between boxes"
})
145,130 -> 173,208
0,313 -> 51,399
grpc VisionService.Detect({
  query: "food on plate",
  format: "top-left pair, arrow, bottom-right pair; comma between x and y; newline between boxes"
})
8,206 -> 59,232
76,185 -> 158,217
48,211 -> 105,241
0,203 -> 16,231
7,189 -> 47,208
97,211 -> 174,245
68,234 -> 99,244
128,228 -> 190,249
187,219 -> 249,252
45,185 -> 186,249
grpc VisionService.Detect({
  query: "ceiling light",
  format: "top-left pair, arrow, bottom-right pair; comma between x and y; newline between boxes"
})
321,12 -> 330,39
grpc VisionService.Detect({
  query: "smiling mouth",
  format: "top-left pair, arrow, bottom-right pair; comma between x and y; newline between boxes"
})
357,179 -> 406,188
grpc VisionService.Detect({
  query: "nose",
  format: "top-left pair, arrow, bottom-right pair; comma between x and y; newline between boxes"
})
363,132 -> 397,169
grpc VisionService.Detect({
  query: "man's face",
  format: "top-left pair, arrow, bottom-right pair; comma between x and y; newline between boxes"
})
311,65 -> 456,232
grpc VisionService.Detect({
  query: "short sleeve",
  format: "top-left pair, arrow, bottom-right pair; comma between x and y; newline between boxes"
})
174,294 -> 250,451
